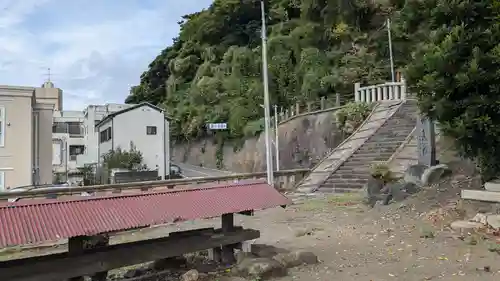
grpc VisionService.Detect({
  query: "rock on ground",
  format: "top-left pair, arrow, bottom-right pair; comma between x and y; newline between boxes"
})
422,164 -> 452,186
234,257 -> 287,280
450,220 -> 484,233
181,269 -> 208,281
404,164 -> 427,186
487,215 -> 500,230
273,250 -> 319,268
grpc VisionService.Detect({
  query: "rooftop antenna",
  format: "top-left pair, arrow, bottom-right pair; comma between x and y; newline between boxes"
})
46,67 -> 51,82
42,67 -> 55,88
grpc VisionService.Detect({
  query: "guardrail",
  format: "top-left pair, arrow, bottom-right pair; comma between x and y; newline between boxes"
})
0,169 -> 310,200
354,78 -> 407,103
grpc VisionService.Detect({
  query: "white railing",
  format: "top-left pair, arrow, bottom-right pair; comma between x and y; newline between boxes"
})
354,78 -> 407,103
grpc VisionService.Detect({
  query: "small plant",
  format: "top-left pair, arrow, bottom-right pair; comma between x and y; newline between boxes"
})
369,162 -> 395,184
335,102 -> 373,134
464,235 -> 478,246
419,225 -> 435,239
486,241 -> 500,254
243,117 -> 265,138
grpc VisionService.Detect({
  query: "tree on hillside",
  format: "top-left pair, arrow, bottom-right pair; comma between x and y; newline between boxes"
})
403,0 -> 500,180
125,0 -> 407,141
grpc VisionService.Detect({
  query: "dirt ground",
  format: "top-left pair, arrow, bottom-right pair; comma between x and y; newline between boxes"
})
1,177 -> 500,281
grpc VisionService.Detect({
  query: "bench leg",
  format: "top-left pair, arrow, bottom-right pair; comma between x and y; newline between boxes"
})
208,247 -> 222,262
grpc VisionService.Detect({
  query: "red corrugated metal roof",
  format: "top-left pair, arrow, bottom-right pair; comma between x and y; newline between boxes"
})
0,180 -> 290,248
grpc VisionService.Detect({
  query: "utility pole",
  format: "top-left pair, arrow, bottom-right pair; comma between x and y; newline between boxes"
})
387,18 -> 395,82
260,0 -> 273,185
274,104 -> 280,171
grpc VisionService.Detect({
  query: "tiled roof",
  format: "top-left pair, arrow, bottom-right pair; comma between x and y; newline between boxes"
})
0,181 -> 290,248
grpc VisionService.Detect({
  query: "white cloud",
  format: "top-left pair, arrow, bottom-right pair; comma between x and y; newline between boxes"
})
0,0 -> 53,28
0,0 -> 212,110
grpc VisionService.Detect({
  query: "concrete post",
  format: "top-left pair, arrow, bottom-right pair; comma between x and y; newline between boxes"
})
354,82 -> 361,102
320,97 -> 326,109
400,76 -> 407,100
335,93 -> 341,107
295,103 -> 300,115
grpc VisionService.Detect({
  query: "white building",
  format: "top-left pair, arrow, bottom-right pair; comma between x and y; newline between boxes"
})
52,110 -> 85,183
96,102 -> 170,179
76,103 -> 134,168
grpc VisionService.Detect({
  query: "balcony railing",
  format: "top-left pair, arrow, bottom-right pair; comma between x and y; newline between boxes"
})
52,122 -> 84,137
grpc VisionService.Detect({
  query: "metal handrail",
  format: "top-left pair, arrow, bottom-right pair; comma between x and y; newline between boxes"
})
0,169 -> 309,200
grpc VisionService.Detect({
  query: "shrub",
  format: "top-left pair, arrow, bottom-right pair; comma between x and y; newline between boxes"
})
335,102 -> 374,134
404,0 -> 500,181
369,162 -> 396,183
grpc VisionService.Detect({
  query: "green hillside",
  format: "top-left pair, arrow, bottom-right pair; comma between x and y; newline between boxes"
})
125,0 -> 428,141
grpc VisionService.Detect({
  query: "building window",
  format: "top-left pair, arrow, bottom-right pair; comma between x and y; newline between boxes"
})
52,122 -> 83,136
0,107 -> 4,147
146,126 -> 157,135
0,171 -> 4,191
69,145 -> 85,161
99,127 -> 112,143
67,122 -> 83,136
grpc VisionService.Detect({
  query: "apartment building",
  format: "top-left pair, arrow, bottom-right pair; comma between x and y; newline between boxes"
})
52,110 -> 85,183
76,103 -> 134,168
0,82 -> 58,190
96,102 -> 170,180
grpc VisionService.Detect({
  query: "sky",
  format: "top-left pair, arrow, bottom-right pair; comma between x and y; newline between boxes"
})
0,0 -> 212,110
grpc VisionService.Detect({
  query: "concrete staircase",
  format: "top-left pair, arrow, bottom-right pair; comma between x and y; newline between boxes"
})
296,100 -> 418,193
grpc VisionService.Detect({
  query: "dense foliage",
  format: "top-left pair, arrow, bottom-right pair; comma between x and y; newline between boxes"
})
102,144 -> 147,170
335,102 -> 374,134
126,0 -> 412,140
126,0 -> 500,180
403,0 -> 500,180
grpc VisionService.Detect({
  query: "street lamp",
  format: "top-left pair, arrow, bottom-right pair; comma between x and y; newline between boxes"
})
260,0 -> 274,185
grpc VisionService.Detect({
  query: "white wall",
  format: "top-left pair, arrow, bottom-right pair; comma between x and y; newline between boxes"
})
80,104 -> 134,167
97,120 -> 113,164
112,106 -> 169,178
52,138 -> 63,166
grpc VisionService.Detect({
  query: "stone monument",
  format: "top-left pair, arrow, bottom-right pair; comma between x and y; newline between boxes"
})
416,115 -> 437,167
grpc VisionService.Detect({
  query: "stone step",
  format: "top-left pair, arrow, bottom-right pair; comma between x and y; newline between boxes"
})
378,120 -> 414,126
336,167 -> 371,173
356,142 -> 404,148
374,125 -> 414,131
371,129 -> 415,136
299,99 -> 419,195
356,142 -> 402,148
342,156 -> 394,164
347,152 -> 395,158
367,135 -> 412,142
375,128 -> 415,134
336,166 -> 371,173
324,176 -> 368,183
316,186 -> 364,193
355,148 -> 400,155
335,173 -> 371,180
318,183 -> 365,191
341,159 -> 392,167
